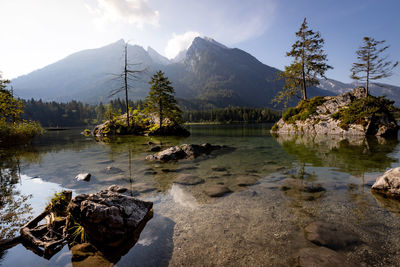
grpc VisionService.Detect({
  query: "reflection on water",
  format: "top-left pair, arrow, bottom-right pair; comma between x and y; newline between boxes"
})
274,133 -> 399,176
2,126 -> 400,266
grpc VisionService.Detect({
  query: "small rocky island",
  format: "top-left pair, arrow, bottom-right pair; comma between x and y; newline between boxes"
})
93,112 -> 190,137
271,87 -> 398,136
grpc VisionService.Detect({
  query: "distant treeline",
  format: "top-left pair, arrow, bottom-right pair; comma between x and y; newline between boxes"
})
183,107 -> 281,123
21,98 -> 281,127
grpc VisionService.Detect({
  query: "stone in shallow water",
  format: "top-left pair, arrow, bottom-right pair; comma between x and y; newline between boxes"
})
304,221 -> 359,250
68,186 -> 153,248
281,178 -> 326,193
236,175 -> 259,186
295,247 -> 356,267
150,146 -> 161,152
103,166 -> 124,174
75,173 -> 91,182
173,174 -> 204,185
372,167 -> 400,197
146,143 -> 228,162
211,166 -> 227,172
108,185 -> 129,193
204,185 -> 232,197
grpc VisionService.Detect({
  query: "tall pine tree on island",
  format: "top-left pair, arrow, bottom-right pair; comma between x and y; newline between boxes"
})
351,37 -> 398,97
274,18 -> 332,107
144,71 -> 182,132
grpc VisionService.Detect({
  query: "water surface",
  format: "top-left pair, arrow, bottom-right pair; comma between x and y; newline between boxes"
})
1,124 -> 400,266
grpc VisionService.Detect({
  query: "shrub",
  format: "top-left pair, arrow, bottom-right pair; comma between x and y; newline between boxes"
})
0,120 -> 43,146
331,95 -> 397,130
271,123 -> 279,132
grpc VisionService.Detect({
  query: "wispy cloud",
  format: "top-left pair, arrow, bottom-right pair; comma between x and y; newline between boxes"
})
165,31 -> 200,59
86,0 -> 159,28
209,0 -> 276,44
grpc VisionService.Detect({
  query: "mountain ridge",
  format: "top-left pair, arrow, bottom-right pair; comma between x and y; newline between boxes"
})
11,36 -> 397,107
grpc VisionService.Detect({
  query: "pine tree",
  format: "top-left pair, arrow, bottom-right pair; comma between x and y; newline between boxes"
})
274,18 -> 332,107
144,71 -> 182,131
0,73 -> 23,122
351,37 -> 398,97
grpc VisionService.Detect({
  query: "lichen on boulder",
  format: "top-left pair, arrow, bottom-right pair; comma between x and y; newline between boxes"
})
271,87 -> 398,136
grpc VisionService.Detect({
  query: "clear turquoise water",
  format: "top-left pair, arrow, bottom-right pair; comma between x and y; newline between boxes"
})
1,124 -> 400,266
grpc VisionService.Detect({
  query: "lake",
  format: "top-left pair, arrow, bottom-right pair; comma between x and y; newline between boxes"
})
1,124 -> 400,266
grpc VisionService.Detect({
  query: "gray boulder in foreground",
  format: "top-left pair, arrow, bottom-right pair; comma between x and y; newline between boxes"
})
67,186 -> 153,247
372,167 -> 400,197
272,87 -> 398,136
146,143 -> 227,162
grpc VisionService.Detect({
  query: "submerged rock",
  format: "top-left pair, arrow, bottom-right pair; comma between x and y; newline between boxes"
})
371,167 -> 400,198
294,247 -> 355,267
272,87 -> 398,136
150,145 -> 161,152
281,178 -> 326,193
211,166 -> 227,172
67,186 -> 153,248
146,143 -> 229,162
204,185 -> 232,197
75,173 -> 91,182
173,174 -> 205,185
103,166 -> 124,175
304,221 -> 359,250
236,175 -> 259,187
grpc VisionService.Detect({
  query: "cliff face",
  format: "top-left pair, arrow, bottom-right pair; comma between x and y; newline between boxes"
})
272,87 -> 398,136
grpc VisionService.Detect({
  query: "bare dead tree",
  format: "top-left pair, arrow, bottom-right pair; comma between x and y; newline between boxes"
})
109,42 -> 146,127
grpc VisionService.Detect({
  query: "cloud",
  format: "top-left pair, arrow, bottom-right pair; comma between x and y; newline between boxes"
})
165,31 -> 200,59
208,0 -> 276,44
86,0 -> 159,28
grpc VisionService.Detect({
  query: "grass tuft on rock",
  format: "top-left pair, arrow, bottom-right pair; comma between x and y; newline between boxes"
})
282,96 -> 327,124
46,191 -> 72,217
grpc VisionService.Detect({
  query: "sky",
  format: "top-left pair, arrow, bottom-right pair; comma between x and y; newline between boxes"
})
1,0 -> 399,85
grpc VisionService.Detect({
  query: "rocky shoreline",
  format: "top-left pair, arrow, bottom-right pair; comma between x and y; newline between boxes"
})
271,87 -> 398,136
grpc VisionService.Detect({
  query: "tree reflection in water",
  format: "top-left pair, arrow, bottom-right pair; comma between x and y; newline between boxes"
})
274,134 -> 399,177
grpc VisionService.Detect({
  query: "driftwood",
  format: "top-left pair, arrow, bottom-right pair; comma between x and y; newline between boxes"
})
19,209 -> 67,259
4,191 -> 74,259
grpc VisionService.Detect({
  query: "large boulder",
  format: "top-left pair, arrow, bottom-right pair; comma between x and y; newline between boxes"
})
146,143 -> 227,162
272,87 -> 398,136
67,186 -> 153,248
371,167 -> 400,198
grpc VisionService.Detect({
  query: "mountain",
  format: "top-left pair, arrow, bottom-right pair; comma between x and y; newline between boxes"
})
318,78 -> 400,105
147,46 -> 170,65
12,39 -> 161,103
12,37 -> 332,107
